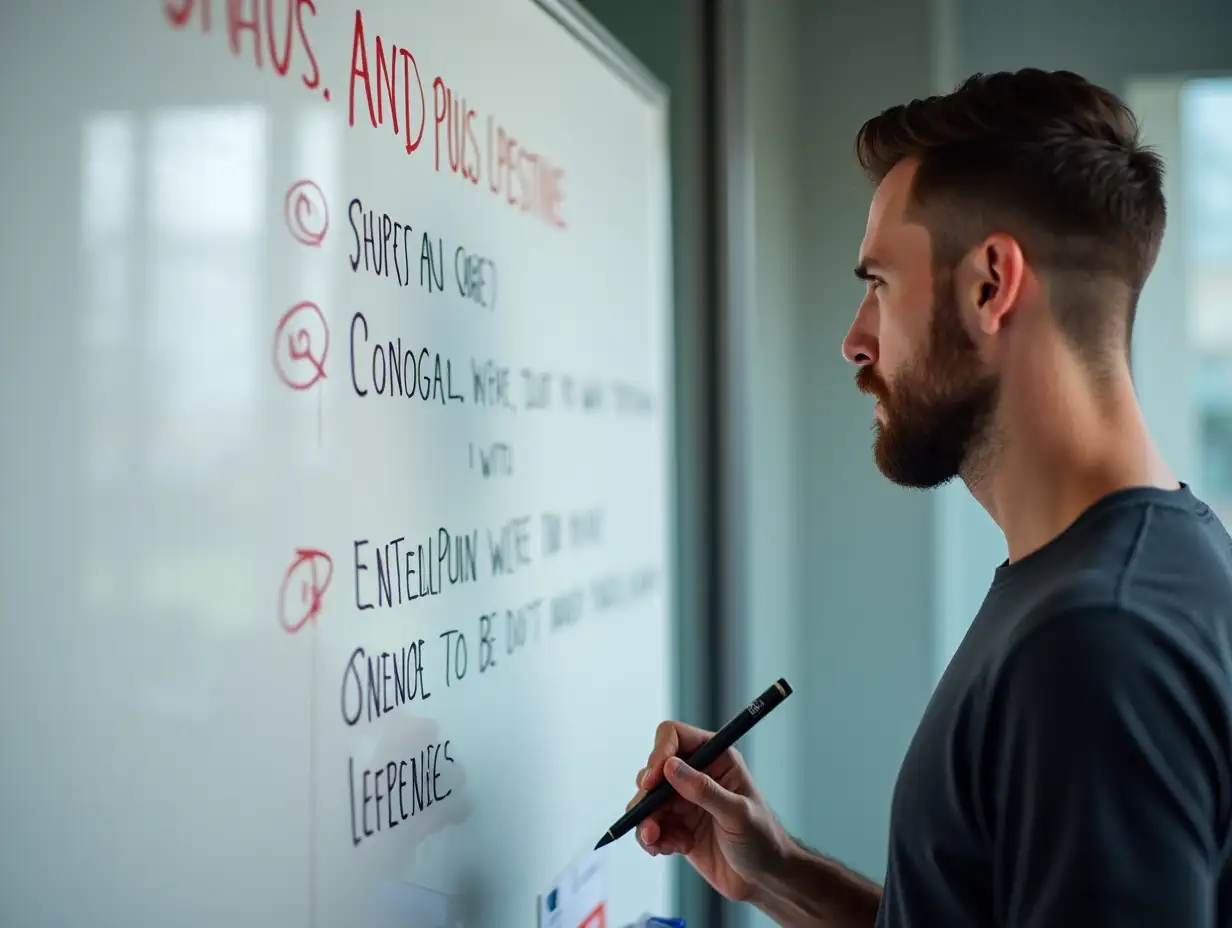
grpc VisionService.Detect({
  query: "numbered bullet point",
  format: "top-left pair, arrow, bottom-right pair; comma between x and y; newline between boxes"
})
273,301 -> 329,391
279,548 -> 334,634
284,179 -> 329,246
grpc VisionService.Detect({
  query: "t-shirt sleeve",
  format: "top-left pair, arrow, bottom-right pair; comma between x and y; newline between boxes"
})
982,605 -> 1229,927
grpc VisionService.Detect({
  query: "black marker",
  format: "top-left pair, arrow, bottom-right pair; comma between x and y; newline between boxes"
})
594,678 -> 793,850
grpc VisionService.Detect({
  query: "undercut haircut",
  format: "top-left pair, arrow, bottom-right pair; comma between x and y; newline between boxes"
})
854,68 -> 1167,369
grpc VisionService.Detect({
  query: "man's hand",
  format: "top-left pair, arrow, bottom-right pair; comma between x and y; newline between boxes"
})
629,720 -> 794,903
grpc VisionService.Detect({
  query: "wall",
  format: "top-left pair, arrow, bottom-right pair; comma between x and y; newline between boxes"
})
789,0 -> 946,882
957,0 -> 1232,88
726,2 -> 805,923
1127,79 -> 1197,494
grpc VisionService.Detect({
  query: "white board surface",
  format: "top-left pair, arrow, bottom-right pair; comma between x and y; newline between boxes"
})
0,2 -> 674,926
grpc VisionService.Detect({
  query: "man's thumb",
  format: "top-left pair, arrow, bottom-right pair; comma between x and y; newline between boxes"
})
664,757 -> 741,823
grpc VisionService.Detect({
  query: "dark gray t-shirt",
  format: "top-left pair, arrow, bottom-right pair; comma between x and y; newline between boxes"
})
877,484 -> 1232,927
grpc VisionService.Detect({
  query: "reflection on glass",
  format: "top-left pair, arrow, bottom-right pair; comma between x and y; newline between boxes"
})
79,106 -> 273,715
149,107 -> 266,236
147,106 -> 267,482
1183,79 -> 1232,523
82,112 -> 136,485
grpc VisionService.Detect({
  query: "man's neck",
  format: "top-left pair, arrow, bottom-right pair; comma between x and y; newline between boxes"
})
966,359 -> 1178,564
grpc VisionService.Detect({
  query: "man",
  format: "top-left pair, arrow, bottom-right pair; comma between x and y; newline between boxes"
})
629,68 -> 1232,926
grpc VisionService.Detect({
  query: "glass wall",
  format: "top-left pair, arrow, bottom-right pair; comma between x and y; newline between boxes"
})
1184,79 -> 1232,524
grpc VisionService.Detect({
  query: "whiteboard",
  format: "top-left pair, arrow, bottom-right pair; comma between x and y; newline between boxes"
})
0,2 -> 674,926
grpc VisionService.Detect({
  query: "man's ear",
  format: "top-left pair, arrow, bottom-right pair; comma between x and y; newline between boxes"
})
966,233 -> 1025,335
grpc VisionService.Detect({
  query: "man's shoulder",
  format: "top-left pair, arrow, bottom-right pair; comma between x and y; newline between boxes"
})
983,596 -> 1232,746
995,601 -> 1185,691
1005,491 -> 1232,667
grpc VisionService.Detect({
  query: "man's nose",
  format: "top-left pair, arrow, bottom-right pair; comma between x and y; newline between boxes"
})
842,307 -> 878,367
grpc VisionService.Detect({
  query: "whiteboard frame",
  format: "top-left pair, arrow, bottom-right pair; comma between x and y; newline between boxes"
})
527,3 -> 680,918
532,0 -> 670,105
525,6 -> 681,917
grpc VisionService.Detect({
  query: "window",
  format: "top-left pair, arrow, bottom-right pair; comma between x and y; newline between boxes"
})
1183,79 -> 1232,524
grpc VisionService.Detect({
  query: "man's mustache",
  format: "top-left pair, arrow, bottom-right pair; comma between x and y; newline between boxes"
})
856,366 -> 889,402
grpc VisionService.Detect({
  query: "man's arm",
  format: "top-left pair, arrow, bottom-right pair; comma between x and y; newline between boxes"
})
982,605 -> 1228,927
751,841 -> 883,927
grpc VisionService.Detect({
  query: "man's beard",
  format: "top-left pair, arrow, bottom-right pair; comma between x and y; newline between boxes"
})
856,277 -> 1000,489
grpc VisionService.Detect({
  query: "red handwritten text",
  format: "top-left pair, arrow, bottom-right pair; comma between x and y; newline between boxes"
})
274,301 -> 330,390
166,3 -> 569,229
165,0 -> 322,95
433,76 -> 480,186
348,9 -> 427,155
280,548 -> 335,633
487,116 -> 567,230
284,179 -> 329,246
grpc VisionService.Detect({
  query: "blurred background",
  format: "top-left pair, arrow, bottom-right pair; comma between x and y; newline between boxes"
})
579,1 -> 1232,925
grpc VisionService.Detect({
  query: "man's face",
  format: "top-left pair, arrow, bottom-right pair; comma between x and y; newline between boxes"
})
843,160 -> 999,488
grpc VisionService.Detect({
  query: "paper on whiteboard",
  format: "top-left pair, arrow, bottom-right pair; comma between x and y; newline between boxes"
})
538,848 -> 608,928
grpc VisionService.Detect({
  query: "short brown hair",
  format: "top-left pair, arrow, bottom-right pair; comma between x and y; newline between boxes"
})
854,68 -> 1166,366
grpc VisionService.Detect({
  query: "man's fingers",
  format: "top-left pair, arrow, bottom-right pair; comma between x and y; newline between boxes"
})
635,814 -> 666,857
637,816 -> 662,847
641,766 -> 661,791
647,721 -> 708,783
641,721 -> 681,790
663,757 -> 744,826
653,821 -> 699,857
638,720 -> 719,809
637,816 -> 698,859
653,720 -> 683,754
